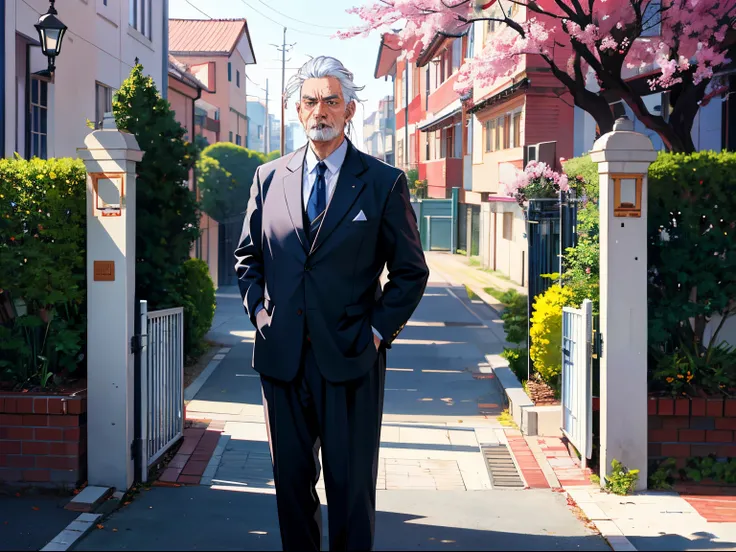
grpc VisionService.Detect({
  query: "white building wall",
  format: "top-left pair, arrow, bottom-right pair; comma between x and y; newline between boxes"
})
4,0 -> 166,159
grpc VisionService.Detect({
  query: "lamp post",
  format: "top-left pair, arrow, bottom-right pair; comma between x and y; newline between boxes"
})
34,0 -> 67,74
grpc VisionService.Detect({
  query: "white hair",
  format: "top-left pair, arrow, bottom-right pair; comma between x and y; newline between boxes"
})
286,56 -> 365,105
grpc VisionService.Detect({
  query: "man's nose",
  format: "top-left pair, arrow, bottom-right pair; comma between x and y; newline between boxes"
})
313,101 -> 326,116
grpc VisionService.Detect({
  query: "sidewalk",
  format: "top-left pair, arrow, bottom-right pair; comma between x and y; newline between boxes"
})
426,251 -> 736,552
70,267 -> 608,551
0,491 -> 78,551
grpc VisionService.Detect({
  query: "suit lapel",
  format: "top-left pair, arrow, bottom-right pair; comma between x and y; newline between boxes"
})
310,141 -> 368,255
283,146 -> 309,253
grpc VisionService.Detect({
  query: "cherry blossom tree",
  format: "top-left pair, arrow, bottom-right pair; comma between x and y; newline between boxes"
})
342,0 -> 736,153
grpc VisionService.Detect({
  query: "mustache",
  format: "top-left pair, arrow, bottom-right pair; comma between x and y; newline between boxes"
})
309,122 -> 333,129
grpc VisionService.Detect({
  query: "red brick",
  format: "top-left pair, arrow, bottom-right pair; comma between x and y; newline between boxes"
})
0,468 -> 23,481
3,398 -> 17,413
648,398 -> 658,415
691,445 -> 720,457
675,399 -> 690,416
662,443 -> 691,457
181,460 -> 208,476
23,469 -> 50,482
0,397 -> 4,411
159,467 -> 182,483
35,428 -> 64,441
47,399 -> 64,415
649,429 -> 678,442
716,418 -> 736,431
33,398 -> 48,414
16,398 -> 33,414
658,398 -> 674,416
662,416 -> 690,430
49,415 -> 78,428
649,443 -> 662,456
23,441 -> 49,455
48,442 -> 79,456
718,445 -> 736,457
63,428 -> 81,442
0,414 -> 23,426
23,415 -> 49,427
7,455 -> 35,468
679,429 -> 706,442
649,416 -> 663,430
67,400 -> 83,415
691,398 -> 706,417
707,399 -> 724,418
0,441 -> 22,454
36,456 -> 77,470
177,475 -> 201,485
706,430 -> 732,443
6,427 -> 33,440
724,399 -> 736,418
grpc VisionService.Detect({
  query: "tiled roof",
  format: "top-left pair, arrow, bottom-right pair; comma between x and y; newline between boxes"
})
169,18 -> 249,55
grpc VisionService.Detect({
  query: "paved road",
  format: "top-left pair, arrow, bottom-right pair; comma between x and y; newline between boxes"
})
74,266 -> 608,551
0,492 -> 78,551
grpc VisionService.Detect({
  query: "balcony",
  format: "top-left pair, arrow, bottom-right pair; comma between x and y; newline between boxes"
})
424,157 -> 463,199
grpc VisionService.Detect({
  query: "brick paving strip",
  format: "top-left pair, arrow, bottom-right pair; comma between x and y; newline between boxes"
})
533,436 -> 593,487
503,429 -> 550,489
682,495 -> 736,523
155,420 -> 225,486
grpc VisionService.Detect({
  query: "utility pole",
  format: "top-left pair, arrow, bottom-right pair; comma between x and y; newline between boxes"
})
263,79 -> 269,155
272,28 -> 295,156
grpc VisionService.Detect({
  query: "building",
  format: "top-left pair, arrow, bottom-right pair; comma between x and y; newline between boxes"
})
168,18 -> 256,288
363,96 -> 395,163
285,122 -> 305,153
246,100 -> 268,153
2,0 -> 168,159
268,114 -> 281,154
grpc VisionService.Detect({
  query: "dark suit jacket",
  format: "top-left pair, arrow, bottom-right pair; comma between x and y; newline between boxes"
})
234,139 -> 429,383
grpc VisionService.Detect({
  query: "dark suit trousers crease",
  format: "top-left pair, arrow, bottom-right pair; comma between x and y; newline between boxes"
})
261,342 -> 386,551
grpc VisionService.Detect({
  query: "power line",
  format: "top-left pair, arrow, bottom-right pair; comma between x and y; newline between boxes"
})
252,0 -> 345,30
185,0 -> 212,19
236,0 -> 335,37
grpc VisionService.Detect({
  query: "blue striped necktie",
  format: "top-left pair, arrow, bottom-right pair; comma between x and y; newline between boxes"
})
306,161 -> 328,239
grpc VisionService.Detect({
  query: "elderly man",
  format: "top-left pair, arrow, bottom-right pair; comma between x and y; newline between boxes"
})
234,56 -> 428,551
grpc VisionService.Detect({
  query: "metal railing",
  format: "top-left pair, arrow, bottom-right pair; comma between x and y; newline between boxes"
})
136,300 -> 184,481
561,299 -> 593,468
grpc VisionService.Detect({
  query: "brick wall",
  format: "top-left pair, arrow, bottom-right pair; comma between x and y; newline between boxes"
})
0,393 -> 87,487
649,396 -> 736,468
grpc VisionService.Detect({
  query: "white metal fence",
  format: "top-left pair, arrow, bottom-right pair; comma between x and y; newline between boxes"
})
137,300 -> 184,481
561,299 -> 593,468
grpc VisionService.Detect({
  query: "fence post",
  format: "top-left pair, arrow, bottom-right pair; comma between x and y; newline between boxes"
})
590,117 -> 656,491
78,114 -> 143,492
451,187 -> 459,253
137,300 -> 149,483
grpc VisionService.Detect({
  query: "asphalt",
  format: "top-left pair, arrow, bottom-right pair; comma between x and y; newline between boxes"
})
0,492 -> 78,551
70,265 -> 608,551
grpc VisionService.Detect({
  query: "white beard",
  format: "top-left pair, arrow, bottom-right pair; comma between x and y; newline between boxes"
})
307,123 -> 342,142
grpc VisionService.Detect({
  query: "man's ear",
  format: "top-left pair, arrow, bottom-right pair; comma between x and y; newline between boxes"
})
345,101 -> 356,123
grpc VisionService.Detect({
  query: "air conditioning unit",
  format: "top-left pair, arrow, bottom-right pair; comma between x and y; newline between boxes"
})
524,141 -> 557,169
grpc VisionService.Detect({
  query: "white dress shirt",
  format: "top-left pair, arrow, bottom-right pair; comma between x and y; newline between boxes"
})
257,138 -> 383,343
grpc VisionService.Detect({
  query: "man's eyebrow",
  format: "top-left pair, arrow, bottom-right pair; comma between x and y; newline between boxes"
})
301,95 -> 340,101
302,95 -> 317,101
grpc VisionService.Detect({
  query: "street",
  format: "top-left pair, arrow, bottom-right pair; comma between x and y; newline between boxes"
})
73,258 -> 608,550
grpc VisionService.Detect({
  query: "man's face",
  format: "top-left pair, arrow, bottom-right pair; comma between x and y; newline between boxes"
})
296,77 -> 356,142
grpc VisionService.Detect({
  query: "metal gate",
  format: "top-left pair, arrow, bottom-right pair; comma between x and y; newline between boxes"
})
418,187 -> 460,252
561,299 -> 593,467
218,212 -> 246,288
134,300 -> 185,482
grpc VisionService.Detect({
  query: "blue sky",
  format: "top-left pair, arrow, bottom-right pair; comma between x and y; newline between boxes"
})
169,0 -> 394,148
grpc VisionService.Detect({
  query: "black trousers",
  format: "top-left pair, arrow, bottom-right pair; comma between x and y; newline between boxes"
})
261,342 -> 386,551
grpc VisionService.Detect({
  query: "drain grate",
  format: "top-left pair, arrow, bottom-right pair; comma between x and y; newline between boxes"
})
442,321 -> 486,328
482,445 -> 525,489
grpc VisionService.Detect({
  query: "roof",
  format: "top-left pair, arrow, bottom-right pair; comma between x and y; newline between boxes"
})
168,54 -> 210,91
374,33 -> 403,79
169,19 -> 256,63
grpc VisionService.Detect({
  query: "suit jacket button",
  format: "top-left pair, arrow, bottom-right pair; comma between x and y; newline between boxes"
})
304,264 -> 312,271
297,309 -> 303,316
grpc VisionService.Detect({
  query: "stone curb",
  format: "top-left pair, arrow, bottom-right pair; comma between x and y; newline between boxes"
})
40,512 -> 102,551
564,488 -> 638,551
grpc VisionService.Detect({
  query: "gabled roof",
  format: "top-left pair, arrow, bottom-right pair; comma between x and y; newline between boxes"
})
169,18 -> 256,63
168,54 -> 211,91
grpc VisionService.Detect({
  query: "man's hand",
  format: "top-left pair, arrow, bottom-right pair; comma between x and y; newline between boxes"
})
256,307 -> 270,338
374,333 -> 381,351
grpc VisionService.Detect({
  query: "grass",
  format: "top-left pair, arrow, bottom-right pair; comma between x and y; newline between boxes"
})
483,285 -> 508,303
465,285 -> 480,301
498,408 -> 518,428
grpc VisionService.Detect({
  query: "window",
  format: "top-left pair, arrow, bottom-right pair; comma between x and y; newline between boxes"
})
502,213 -> 513,241
229,131 -> 234,142
95,83 -> 114,129
236,134 -> 241,146
228,62 -> 232,82
484,119 -> 496,152
29,78 -> 48,159
451,39 -> 462,73
496,116 -> 505,150
129,0 -> 151,38
412,66 -> 420,99
511,112 -> 522,148
409,133 -> 416,165
257,125 -> 263,139
397,139 -> 404,168
236,70 -> 240,88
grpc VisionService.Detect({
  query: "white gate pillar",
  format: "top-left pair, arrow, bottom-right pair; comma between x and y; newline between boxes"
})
78,115 -> 143,491
590,117 -> 657,491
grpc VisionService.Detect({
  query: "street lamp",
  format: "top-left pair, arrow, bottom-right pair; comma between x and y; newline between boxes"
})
34,1 -> 67,74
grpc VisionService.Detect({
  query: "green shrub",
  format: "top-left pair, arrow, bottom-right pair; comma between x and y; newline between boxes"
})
0,157 -> 87,388
605,459 -> 639,496
113,62 -> 200,313
197,143 -> 265,224
501,347 -> 528,383
562,155 -> 598,199
180,259 -> 216,359
648,151 -> 736,396
529,283 -> 575,387
500,289 -> 528,345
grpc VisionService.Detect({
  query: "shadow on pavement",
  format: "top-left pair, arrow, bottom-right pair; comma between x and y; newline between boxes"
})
0,492 -> 77,551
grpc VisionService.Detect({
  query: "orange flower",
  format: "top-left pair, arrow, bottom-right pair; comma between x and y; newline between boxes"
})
666,377 -> 674,383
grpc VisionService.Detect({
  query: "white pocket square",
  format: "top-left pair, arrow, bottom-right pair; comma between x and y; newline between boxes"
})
353,210 -> 368,222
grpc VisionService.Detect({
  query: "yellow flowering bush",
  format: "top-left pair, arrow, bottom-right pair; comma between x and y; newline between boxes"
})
529,283 -> 575,387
